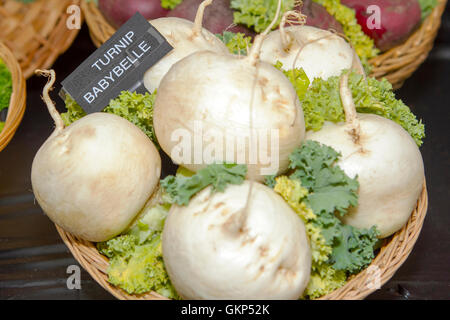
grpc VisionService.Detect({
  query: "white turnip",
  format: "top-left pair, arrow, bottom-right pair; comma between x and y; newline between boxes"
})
31,70 -> 161,242
306,73 -> 424,238
260,11 -> 363,81
162,181 -> 311,299
143,0 -> 229,93
153,1 -> 305,181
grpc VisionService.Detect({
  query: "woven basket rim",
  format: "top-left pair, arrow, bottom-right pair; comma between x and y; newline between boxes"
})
80,0 -> 447,89
0,0 -> 83,79
0,41 -> 26,152
56,180 -> 428,300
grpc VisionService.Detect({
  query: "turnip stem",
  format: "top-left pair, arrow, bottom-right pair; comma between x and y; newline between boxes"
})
352,51 -> 367,80
340,73 -> 361,142
193,0 -> 213,36
248,0 -> 282,66
36,69 -> 64,133
280,10 -> 306,49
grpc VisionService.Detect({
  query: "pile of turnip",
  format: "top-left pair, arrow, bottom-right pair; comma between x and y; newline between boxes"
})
32,0 -> 427,301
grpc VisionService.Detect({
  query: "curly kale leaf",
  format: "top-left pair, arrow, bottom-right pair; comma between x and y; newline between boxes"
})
161,164 -> 247,205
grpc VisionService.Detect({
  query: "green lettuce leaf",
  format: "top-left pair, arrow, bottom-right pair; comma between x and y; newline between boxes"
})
274,61 -> 310,101
418,0 -> 438,20
98,203 -> 179,299
61,91 -> 158,145
0,59 -> 12,112
298,71 -> 425,146
231,0 -> 296,33
161,0 -> 182,10
216,31 -> 252,55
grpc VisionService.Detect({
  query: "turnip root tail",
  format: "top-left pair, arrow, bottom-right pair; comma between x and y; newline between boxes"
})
35,69 -> 64,133
352,51 -> 367,80
192,0 -> 213,36
247,0 -> 282,66
340,73 -> 361,143
280,9 -> 307,49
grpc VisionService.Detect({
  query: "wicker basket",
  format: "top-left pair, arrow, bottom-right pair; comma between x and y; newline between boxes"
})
0,41 -> 26,152
0,0 -> 83,79
56,181 -> 428,300
81,0 -> 446,89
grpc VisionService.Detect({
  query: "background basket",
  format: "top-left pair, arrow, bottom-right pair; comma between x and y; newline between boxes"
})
0,0 -> 83,79
56,182 -> 428,300
81,0 -> 447,89
0,41 -> 26,152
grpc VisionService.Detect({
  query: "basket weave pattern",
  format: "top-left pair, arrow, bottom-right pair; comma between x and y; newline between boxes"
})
56,182 -> 428,300
81,0 -> 447,89
0,0 -> 82,79
369,0 -> 447,89
0,41 -> 26,152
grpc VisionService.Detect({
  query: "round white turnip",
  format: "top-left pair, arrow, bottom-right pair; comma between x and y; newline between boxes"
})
143,0 -> 229,93
162,181 -> 311,299
31,70 -> 161,242
260,11 -> 364,81
306,73 -> 424,238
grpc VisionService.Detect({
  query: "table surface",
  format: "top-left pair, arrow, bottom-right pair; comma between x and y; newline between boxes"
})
1,15 -> 449,300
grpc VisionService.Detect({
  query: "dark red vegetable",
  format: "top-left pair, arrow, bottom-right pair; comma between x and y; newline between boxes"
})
99,0 -> 169,29
341,0 -> 422,52
167,0 -> 255,37
297,0 -> 344,34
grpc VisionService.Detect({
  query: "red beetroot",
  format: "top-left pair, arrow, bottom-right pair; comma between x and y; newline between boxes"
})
297,0 -> 343,34
341,0 -> 421,51
167,0 -> 255,37
99,0 -> 169,29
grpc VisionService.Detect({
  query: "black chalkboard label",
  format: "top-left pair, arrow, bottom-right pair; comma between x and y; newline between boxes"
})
61,12 -> 172,113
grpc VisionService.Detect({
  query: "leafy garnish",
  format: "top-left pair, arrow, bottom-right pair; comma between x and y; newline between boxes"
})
297,71 -> 425,146
161,164 -> 247,205
61,91 -> 158,145
289,141 -> 379,272
272,141 -> 379,298
0,58 -> 12,113
328,224 -> 379,274
216,31 -> 252,55
274,61 -> 310,101
231,0 -> 296,33
98,202 -> 179,299
418,0 -> 438,20
289,141 -> 359,216
160,0 -> 182,9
